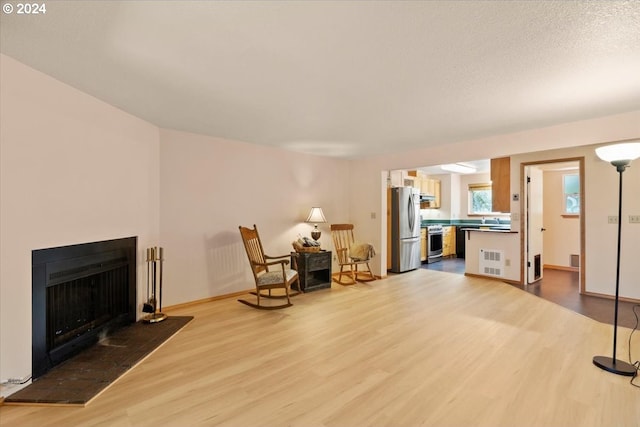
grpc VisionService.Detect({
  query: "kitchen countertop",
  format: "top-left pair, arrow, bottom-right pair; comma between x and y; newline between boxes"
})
461,227 -> 517,233
421,223 -> 513,232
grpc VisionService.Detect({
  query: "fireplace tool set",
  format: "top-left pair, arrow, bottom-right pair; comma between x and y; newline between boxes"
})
143,246 -> 168,323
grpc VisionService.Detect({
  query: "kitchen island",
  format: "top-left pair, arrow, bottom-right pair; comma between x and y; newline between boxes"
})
462,227 -> 520,283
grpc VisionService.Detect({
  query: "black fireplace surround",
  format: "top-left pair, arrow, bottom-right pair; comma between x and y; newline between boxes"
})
32,237 -> 137,379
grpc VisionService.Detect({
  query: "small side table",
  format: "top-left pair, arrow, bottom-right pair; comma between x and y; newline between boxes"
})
291,250 -> 332,292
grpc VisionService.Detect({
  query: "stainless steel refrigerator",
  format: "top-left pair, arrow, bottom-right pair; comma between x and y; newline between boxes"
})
390,187 -> 421,273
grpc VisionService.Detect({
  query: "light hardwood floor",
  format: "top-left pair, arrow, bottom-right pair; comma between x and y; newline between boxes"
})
1,269 -> 639,426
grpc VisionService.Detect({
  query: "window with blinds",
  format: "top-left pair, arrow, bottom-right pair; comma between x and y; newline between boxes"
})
468,183 -> 492,214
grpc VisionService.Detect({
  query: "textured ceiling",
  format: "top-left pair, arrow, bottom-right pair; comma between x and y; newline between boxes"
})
2,1 -> 639,159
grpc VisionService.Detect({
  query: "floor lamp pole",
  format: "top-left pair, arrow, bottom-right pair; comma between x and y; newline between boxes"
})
592,161 -> 636,376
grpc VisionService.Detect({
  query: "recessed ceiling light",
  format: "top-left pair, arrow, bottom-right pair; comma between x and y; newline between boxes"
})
440,163 -> 477,174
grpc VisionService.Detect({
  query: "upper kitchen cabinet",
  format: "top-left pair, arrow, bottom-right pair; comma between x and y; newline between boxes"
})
491,157 -> 510,213
421,178 -> 441,209
389,170 -> 417,188
408,171 -> 441,208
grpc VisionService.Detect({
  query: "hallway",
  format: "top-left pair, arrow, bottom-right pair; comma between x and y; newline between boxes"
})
423,260 -> 639,329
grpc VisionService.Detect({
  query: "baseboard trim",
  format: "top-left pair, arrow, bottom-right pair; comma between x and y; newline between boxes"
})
581,290 -> 640,304
163,289 -> 252,312
464,272 -> 521,286
544,264 -> 579,272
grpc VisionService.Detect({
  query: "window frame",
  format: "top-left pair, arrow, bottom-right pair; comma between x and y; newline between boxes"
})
468,182 -> 495,216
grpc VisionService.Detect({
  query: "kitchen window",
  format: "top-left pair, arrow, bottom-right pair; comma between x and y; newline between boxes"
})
468,183 -> 493,214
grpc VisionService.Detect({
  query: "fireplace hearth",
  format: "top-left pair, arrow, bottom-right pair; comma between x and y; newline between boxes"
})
32,237 -> 137,379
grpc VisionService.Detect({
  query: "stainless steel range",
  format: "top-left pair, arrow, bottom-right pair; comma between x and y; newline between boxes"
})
426,224 -> 443,263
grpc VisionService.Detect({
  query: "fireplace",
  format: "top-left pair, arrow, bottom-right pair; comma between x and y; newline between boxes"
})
32,237 -> 137,379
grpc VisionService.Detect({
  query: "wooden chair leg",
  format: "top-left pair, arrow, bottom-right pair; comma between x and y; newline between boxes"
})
238,285 -> 294,310
335,265 -> 357,285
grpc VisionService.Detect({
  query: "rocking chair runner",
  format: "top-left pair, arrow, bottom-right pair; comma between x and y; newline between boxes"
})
330,224 -> 376,285
238,224 -> 300,309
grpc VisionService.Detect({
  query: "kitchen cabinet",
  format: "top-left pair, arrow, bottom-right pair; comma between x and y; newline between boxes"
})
408,171 -> 441,209
455,226 -> 466,258
442,226 -> 456,257
390,170 -> 417,188
491,157 -> 510,213
424,178 -> 441,209
420,228 -> 427,262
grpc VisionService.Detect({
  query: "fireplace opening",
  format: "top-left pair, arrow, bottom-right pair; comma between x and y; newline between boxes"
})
32,237 -> 137,379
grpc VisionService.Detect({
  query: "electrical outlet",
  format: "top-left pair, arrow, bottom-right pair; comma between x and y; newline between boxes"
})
608,216 -> 618,224
505,259 -> 511,267
629,215 -> 640,224
370,212 -> 376,219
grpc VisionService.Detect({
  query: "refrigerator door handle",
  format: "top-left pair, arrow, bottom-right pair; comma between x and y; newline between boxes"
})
408,193 -> 415,234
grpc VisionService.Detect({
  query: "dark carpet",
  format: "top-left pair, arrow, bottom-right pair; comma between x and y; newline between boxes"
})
5,315 -> 193,406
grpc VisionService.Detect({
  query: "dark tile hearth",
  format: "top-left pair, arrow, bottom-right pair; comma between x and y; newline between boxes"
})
5,316 -> 193,406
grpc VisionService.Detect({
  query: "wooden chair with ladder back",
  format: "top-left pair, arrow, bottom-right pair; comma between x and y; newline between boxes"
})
330,223 -> 376,285
238,224 -> 300,309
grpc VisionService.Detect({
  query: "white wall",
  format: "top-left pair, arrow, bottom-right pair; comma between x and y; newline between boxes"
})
159,129 -> 350,305
464,231 -> 521,281
2,52 -> 639,384
0,55 -> 349,384
542,170 -> 580,268
511,144 -> 640,299
0,55 -> 161,382
348,111 -> 640,290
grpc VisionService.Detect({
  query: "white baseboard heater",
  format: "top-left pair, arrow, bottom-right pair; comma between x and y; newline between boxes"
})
479,249 -> 505,277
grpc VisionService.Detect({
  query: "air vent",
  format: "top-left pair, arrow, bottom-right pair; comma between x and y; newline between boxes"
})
479,249 -> 505,277
570,254 -> 580,268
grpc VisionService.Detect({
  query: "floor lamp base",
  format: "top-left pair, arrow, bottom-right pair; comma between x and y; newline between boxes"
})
593,356 -> 637,376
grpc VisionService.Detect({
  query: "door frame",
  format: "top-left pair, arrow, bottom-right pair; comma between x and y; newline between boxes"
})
519,157 -> 585,292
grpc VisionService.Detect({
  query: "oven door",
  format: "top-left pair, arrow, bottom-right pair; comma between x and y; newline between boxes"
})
427,230 -> 443,263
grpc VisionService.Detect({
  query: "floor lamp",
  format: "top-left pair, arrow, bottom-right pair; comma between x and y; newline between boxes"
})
593,142 -> 640,376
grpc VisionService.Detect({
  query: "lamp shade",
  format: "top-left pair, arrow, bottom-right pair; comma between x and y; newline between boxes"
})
595,142 -> 640,162
306,207 -> 327,223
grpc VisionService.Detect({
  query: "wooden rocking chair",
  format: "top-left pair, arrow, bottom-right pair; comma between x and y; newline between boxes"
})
238,224 -> 300,309
330,224 -> 376,285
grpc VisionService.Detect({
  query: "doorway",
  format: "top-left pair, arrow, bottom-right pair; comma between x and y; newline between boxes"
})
522,158 -> 585,293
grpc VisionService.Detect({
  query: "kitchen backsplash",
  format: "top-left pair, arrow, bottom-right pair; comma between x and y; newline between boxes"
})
421,218 -> 511,226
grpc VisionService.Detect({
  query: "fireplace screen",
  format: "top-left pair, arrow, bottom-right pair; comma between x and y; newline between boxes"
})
47,264 -> 130,352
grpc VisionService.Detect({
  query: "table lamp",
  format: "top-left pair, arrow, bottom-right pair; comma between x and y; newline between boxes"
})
306,207 -> 327,241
